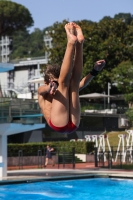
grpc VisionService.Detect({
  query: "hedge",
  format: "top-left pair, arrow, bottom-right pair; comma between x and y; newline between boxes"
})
8,141 -> 95,157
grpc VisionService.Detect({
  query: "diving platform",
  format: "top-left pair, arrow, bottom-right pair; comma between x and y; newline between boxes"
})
0,122 -> 45,178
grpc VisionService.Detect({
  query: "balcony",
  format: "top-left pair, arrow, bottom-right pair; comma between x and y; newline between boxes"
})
0,98 -> 42,124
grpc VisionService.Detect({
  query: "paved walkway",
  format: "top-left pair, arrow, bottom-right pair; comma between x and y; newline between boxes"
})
6,168 -> 133,182
7,163 -> 96,170
2,162 -> 133,182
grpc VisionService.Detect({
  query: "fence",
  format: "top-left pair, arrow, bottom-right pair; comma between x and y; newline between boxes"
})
8,146 -> 133,170
8,147 -> 76,170
95,147 -> 133,169
0,98 -> 129,124
0,98 -> 41,123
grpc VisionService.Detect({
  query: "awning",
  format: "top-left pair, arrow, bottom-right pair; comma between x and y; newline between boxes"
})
79,93 -> 115,99
28,77 -> 44,83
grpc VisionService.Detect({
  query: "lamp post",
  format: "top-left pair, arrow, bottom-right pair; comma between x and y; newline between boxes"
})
108,82 -> 111,108
103,91 -> 106,109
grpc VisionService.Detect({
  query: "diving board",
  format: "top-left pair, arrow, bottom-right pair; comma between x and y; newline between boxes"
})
0,123 -> 45,178
0,63 -> 14,73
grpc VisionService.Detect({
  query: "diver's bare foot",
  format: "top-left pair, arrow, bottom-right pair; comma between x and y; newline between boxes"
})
73,23 -> 84,43
65,22 -> 77,45
69,22 -> 76,35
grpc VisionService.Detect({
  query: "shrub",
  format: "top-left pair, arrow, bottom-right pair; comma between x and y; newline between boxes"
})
8,141 -> 95,157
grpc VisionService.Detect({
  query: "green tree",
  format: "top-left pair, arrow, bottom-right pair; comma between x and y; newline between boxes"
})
114,13 -> 133,25
7,12 -> 133,97
101,13 -> 133,25
42,17 -> 133,94
99,16 -> 112,22
10,28 -> 45,59
80,18 -> 133,94
0,0 -> 34,36
46,20 -> 69,64
111,60 -> 133,105
29,28 -> 45,57
10,30 -> 30,59
125,108 -> 133,126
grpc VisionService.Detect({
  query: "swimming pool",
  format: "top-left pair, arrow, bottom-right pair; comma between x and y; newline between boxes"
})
0,178 -> 133,200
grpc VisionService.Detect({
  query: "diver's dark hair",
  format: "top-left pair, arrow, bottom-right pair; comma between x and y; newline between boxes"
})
44,64 -> 61,84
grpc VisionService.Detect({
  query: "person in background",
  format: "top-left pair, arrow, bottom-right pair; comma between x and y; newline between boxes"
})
44,145 -> 55,167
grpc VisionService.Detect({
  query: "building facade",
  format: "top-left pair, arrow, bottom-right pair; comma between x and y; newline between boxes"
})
0,33 -> 53,97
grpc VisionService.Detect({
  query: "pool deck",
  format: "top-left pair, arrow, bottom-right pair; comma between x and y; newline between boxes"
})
1,163 -> 133,184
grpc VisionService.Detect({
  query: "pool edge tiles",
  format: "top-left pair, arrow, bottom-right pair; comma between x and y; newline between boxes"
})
0,174 -> 96,185
1,173 -> 133,186
1,168 -> 133,185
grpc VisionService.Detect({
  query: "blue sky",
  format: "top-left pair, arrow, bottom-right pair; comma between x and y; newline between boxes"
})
13,0 -> 133,32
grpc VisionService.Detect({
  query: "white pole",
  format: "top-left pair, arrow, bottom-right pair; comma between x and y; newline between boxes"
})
115,134 -> 122,162
103,91 -> 106,109
92,135 -> 98,147
84,135 -> 91,142
115,134 -> 125,162
0,135 -> 7,179
108,82 -> 111,108
37,62 -> 40,76
106,136 -> 112,155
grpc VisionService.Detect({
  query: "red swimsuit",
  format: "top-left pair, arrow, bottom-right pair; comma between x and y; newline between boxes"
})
49,119 -> 78,134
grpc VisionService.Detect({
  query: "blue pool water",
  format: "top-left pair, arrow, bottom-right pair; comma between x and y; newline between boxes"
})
0,178 -> 133,200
